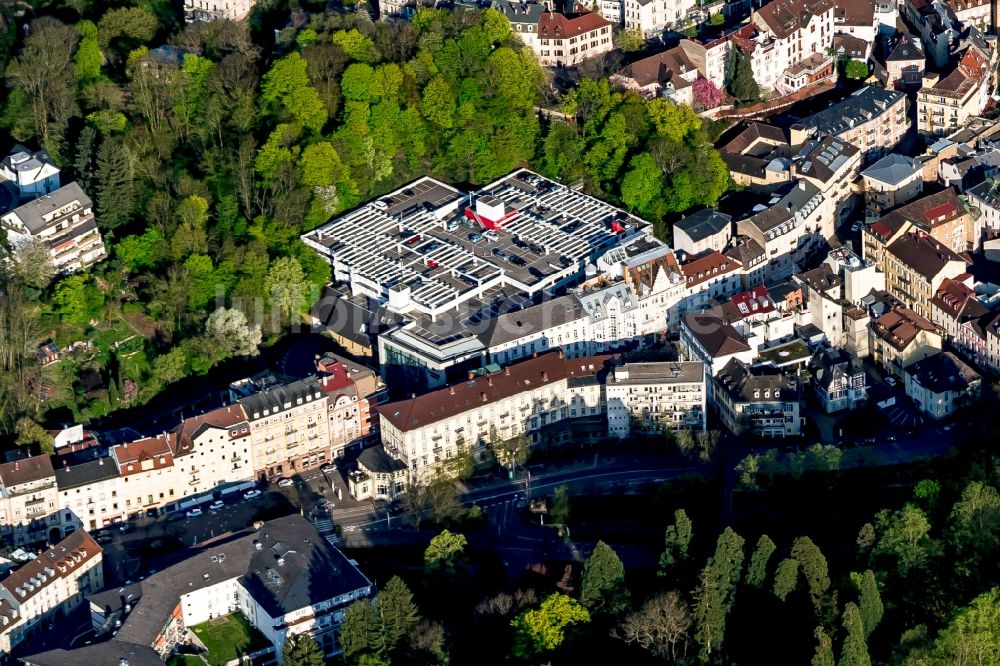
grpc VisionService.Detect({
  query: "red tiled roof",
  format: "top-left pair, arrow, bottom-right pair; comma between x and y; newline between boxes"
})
378,351 -> 613,432
755,0 -> 835,40
873,306 -> 937,350
171,405 -> 249,457
538,8 -> 610,38
681,250 -> 741,288
113,435 -> 175,476
0,530 -> 101,609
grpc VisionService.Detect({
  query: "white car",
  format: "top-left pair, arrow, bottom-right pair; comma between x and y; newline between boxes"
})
277,478 -> 295,488
886,377 -> 897,387
208,500 -> 224,512
186,508 -> 203,518
243,489 -> 261,500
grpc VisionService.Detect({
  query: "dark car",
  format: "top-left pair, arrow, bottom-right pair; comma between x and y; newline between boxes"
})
509,255 -> 527,267
528,266 -> 544,279
492,248 -> 509,260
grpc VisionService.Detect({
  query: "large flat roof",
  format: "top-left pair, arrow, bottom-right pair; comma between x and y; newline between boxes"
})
302,170 -> 649,318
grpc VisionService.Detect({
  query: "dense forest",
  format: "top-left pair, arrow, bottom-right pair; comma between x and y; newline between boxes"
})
0,0 -> 726,443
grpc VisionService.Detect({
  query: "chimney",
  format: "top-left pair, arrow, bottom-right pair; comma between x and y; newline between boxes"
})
450,386 -> 455,395
541,371 -> 549,381
532,351 -> 538,358
468,371 -> 476,380
481,392 -> 488,402
558,349 -> 565,359
488,377 -> 493,387
504,366 -> 511,376
14,462 -> 18,471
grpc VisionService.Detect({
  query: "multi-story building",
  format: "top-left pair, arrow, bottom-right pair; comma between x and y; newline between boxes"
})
0,183 -> 106,275
302,170 -> 655,393
0,146 -> 60,203
797,265 -> 846,346
171,405 -> 254,495
713,358 -> 802,438
497,1 -> 546,49
878,32 -> 925,91
606,361 -> 706,437
810,348 -> 867,413
111,435 -> 180,518
183,0 -> 254,22
378,351 -> 611,481
239,377 -> 332,481
870,305 -> 943,372
903,351 -> 981,418
881,230 -> 968,320
611,46 -> 700,104
536,8 -> 613,67
929,277 -> 992,365
673,209 -> 733,257
55,457 -> 123,536
25,516 -> 373,664
865,188 -> 976,260
834,0 -> 879,44
348,446 -> 407,501
746,0 -> 837,94
672,249 -> 744,325
679,312 -> 754,380
736,180 -> 829,281
0,457 -> 59,546
917,48 -> 993,136
623,0 -> 696,35
860,154 -> 924,222
942,0 -> 991,30
789,85 -> 908,160
0,531 -> 102,659
964,174 -> 1000,245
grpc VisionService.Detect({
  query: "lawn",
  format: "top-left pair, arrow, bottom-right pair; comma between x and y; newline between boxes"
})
167,655 -> 205,666
190,612 -> 271,666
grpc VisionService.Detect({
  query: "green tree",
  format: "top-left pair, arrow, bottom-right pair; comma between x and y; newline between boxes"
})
948,481 -> 1000,564
874,504 -> 939,577
97,7 -> 158,48
746,534 -> 776,588
615,28 -> 644,52
95,137 -> 135,230
728,48 -> 760,103
693,527 -> 745,661
843,59 -> 869,79
580,541 -> 629,615
913,478 -> 941,512
903,587 -> 1000,665
260,53 -> 327,133
511,594 -> 590,658
15,418 -> 54,454
74,21 -> 102,83
265,256 -> 309,321
282,634 -> 324,666
550,484 -> 571,525
812,627 -> 835,666
791,537 -> 830,610
839,603 -> 871,666
332,29 -> 381,63
621,152 -> 664,220
374,576 -> 421,658
773,558 -> 799,601
852,569 -> 883,637
341,599 -> 379,662
659,508 -> 693,572
424,529 -> 467,574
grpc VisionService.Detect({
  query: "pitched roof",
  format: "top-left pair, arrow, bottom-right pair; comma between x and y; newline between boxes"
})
112,435 -> 175,476
623,46 -> 698,88
862,153 -> 922,186
834,33 -> 869,59
755,0 -> 835,40
886,33 -> 924,62
681,250 -> 741,288
538,8 -> 610,38
378,351 -> 614,432
171,405 -> 249,457
1,182 -> 90,234
0,455 -> 54,488
886,231 -> 966,280
792,86 -> 904,137
834,0 -> 875,26
682,312 -> 752,357
239,377 -> 325,421
609,361 -> 705,385
715,357 -> 800,402
872,306 -> 938,350
674,208 -> 733,243
927,47 -> 990,99
54,457 -> 120,491
357,445 -> 408,474
905,350 -> 980,392
930,277 -> 989,321
0,530 -> 101,609
796,136 -> 860,186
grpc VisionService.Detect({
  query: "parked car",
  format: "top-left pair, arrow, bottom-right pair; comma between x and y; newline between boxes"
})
885,377 -> 897,387
186,508 -> 203,518
468,233 -> 483,243
208,500 -> 224,512
95,533 -> 114,545
509,255 -> 527,267
243,489 -> 262,500
277,478 -> 295,488
168,512 -> 187,522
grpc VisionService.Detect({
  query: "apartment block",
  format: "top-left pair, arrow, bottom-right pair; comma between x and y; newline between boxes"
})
536,7 -> 614,67
917,48 -> 993,136
903,351 -> 981,418
606,361 -> 706,437
881,230 -> 968,320
713,358 -> 802,438
746,0 -> 836,94
0,182 -> 106,275
0,531 -> 102,659
183,0 -> 253,22
55,458 -> 123,535
171,405 -> 254,494
860,154 -> 924,222
870,305 -> 943,372
0,458 -> 59,547
378,352 -> 611,481
111,435 -> 180,518
790,86 -> 908,160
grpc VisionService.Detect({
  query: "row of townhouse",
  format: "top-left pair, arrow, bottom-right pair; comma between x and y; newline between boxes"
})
0,359 -> 380,545
376,351 -> 708,481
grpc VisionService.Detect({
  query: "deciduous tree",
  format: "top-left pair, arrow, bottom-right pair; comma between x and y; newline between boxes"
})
615,590 -> 691,660
511,594 -> 590,658
424,529 -> 467,574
